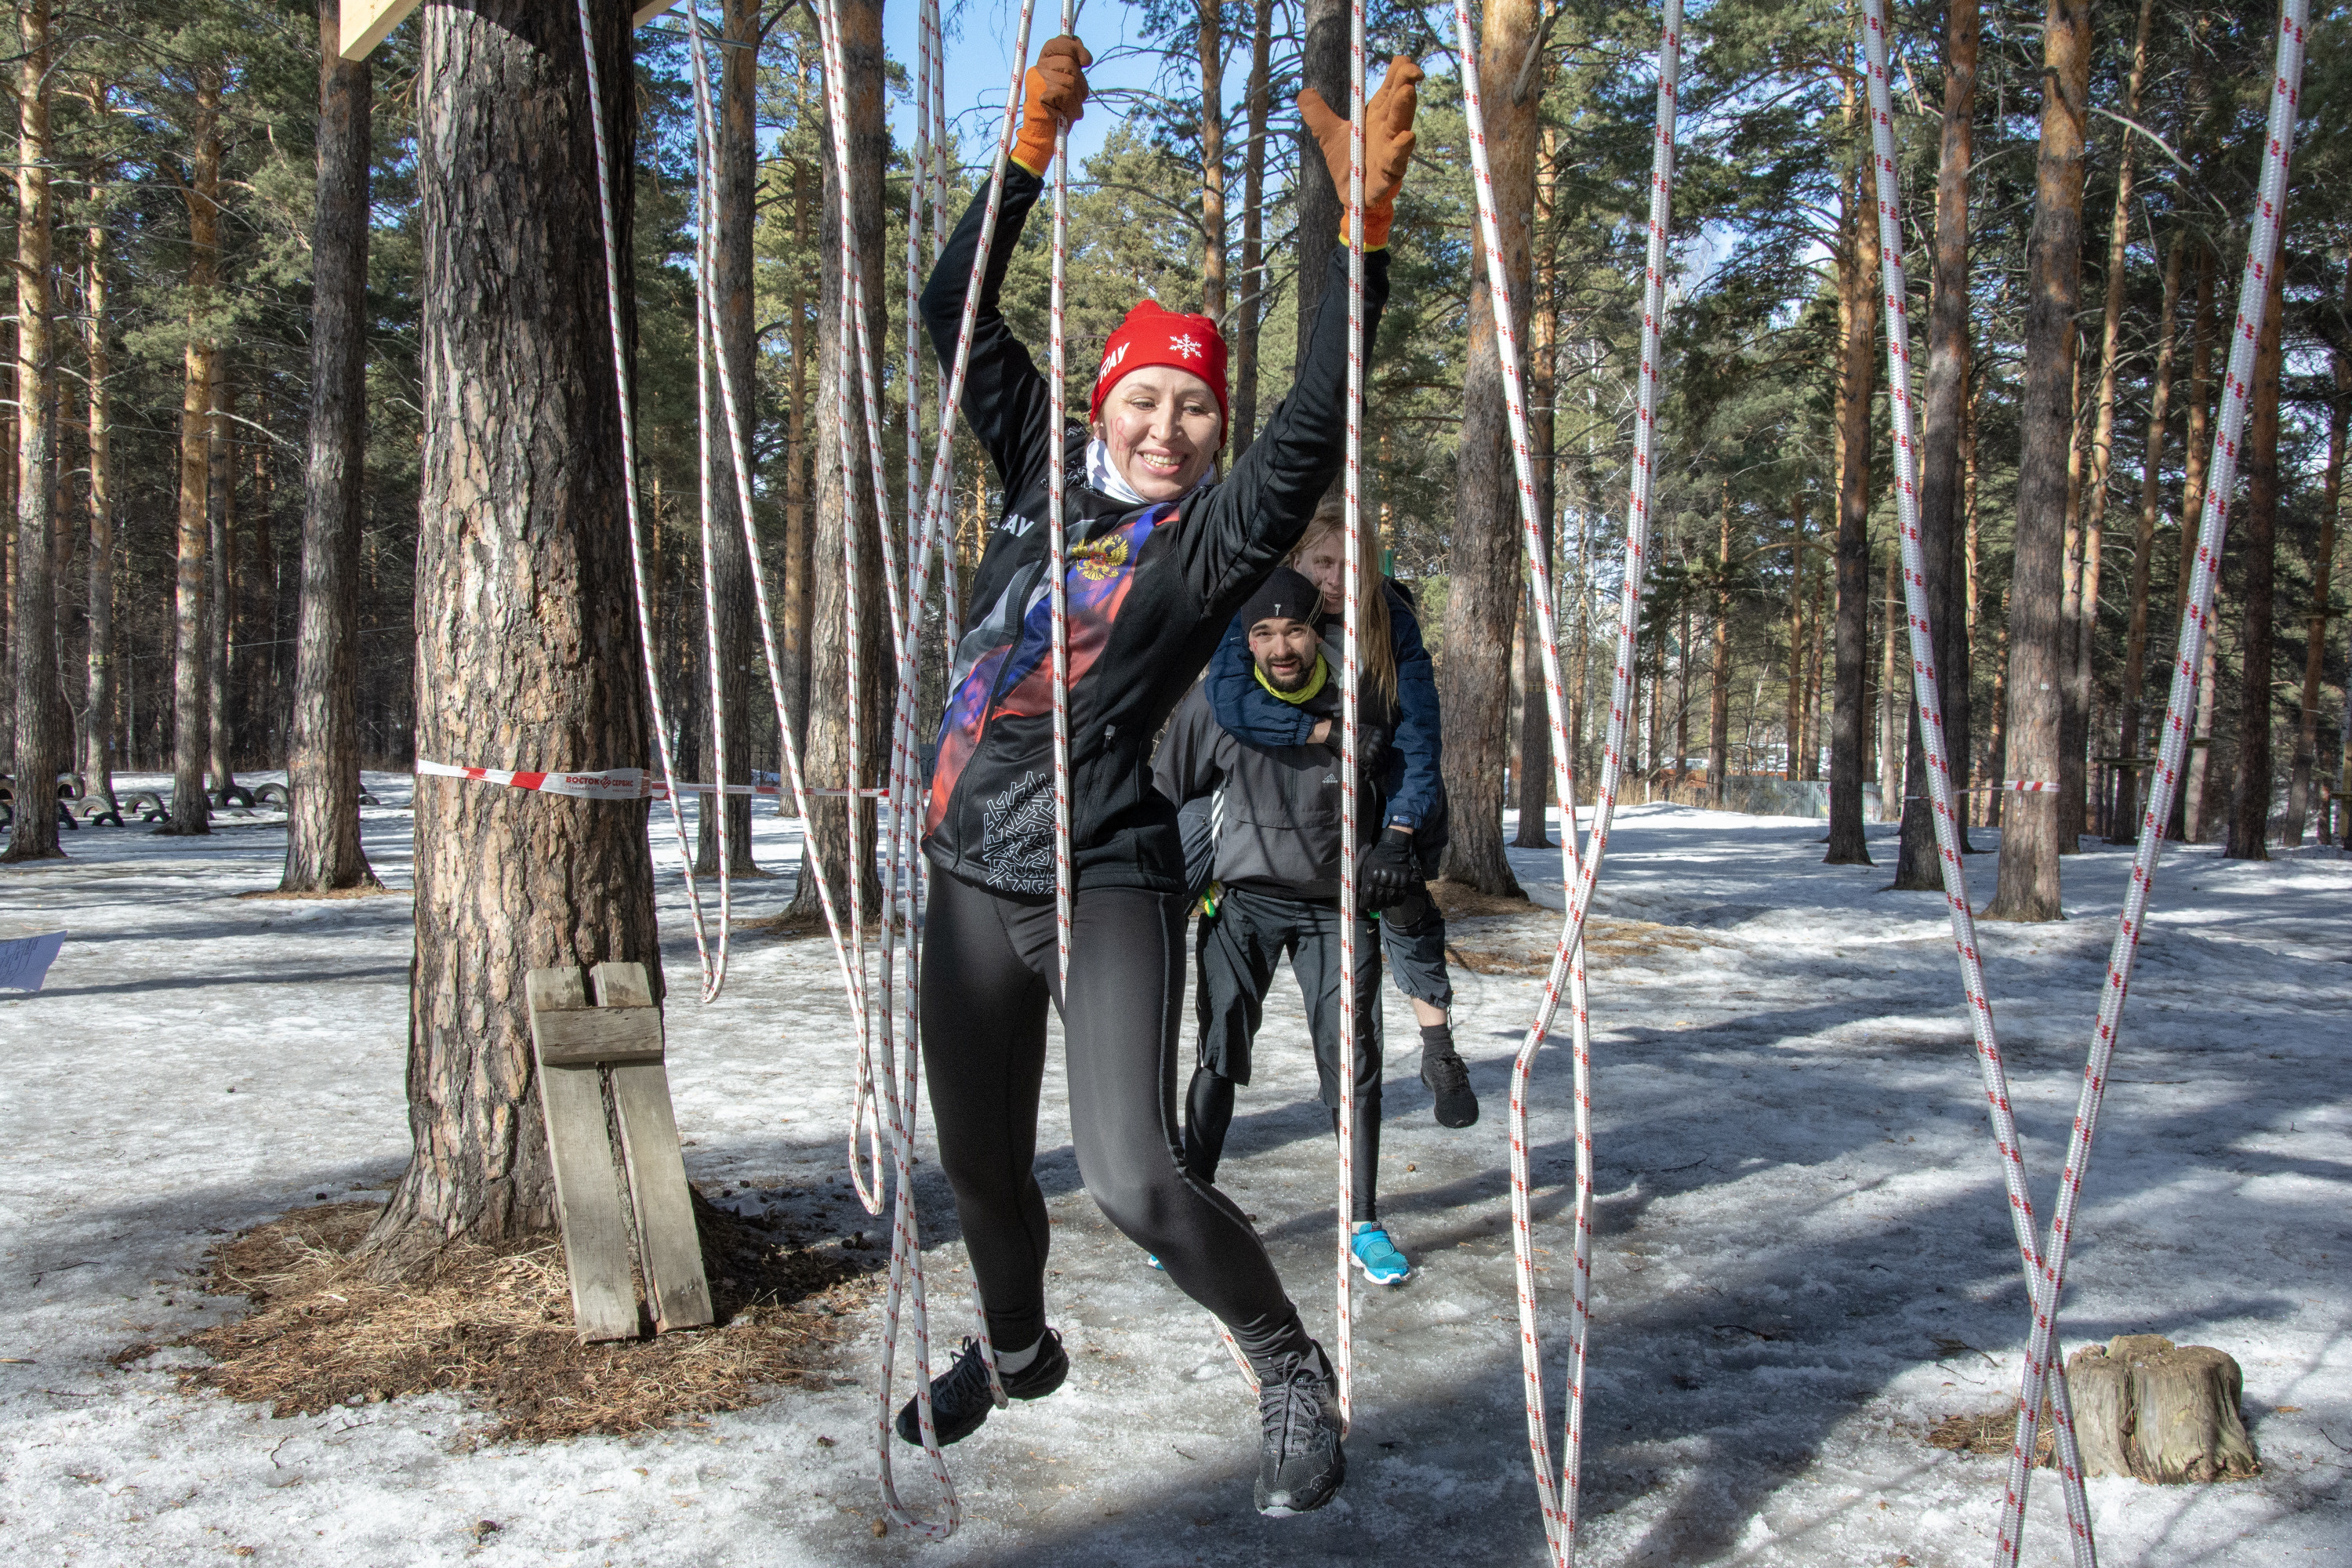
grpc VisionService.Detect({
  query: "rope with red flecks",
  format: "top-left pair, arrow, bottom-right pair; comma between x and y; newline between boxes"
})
1456,0 -> 1679,1557
1855,4 -> 2098,1559
1988,5 -> 2309,1564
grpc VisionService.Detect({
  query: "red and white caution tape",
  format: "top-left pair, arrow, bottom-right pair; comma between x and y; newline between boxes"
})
1857,3 -> 2096,1558
1457,0 -> 1679,1556
1985,6 -> 2310,1563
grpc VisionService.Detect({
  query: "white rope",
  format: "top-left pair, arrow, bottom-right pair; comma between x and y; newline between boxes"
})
1332,0 -> 1367,1435
1047,0 -> 1076,1003
1455,0 -> 1679,1556
1854,4 -> 2096,1559
572,0 -> 719,1001
1987,5 -> 2309,1563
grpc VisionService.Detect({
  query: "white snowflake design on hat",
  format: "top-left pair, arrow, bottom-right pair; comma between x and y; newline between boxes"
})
1168,332 -> 1204,360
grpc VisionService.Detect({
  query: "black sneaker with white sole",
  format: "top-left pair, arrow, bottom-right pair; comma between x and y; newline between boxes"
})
1254,1345 -> 1346,1515
1421,1048 -> 1479,1127
892,1329 -> 1067,1447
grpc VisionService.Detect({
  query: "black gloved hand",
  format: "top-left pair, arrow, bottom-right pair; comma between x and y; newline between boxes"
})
1360,824 -> 1419,909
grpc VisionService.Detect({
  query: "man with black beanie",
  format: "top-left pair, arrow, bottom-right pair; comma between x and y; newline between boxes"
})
1154,568 -> 1414,1286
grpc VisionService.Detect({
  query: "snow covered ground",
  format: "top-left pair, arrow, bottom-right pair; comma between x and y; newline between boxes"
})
4,783 -> 2347,1566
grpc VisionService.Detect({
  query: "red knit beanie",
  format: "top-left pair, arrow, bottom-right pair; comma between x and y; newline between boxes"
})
1088,300 -> 1229,441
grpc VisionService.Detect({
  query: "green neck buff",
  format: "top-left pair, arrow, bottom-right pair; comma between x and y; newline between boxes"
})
1254,652 -> 1329,705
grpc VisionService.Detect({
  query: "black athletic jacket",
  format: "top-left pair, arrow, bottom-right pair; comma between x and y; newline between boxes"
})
920,162 -> 1391,898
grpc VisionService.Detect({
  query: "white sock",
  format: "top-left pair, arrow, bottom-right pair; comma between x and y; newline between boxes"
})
994,1336 -> 1042,1376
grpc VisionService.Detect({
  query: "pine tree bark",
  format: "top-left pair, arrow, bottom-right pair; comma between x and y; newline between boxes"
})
2223,235 -> 2285,861
363,0 -> 659,1272
3,0 -> 60,862
284,0 -> 376,892
695,0 -> 758,877
2111,232 -> 2183,844
2283,257 -> 2349,844
1196,0 -> 1225,325
1878,540 -> 1902,819
1515,125 -> 1559,848
785,0 -> 888,923
1439,0 -> 1537,895
82,209 -> 116,816
1230,0 -> 1272,457
207,374 -> 239,795
1986,0 -> 2092,921
163,67 -> 222,837
782,158 -> 812,753
1895,0 -> 1978,884
2060,0 -> 2154,849
1708,486 -> 1731,806
1826,145 -> 1877,866
1786,509 -> 1806,777
1292,0 -> 1347,368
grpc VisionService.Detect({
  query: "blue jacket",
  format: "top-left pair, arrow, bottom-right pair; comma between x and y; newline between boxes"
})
1206,580 -> 1443,839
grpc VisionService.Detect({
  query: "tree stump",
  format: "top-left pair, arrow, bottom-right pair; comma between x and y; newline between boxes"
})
2063,1335 -> 2259,1483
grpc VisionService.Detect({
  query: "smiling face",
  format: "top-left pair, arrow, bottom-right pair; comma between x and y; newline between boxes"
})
1248,618 -> 1323,692
1091,365 -> 1222,501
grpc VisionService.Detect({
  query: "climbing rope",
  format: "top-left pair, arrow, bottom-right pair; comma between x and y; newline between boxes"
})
1047,0 -> 1077,1000
1854,3 -> 2097,1559
572,0 -> 719,1003
1330,0 -> 1368,1435
1453,0 -> 1678,1556
1990,5 -> 2306,1563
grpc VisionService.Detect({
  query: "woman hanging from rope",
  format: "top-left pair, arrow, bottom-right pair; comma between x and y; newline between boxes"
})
905,34 -> 1420,1518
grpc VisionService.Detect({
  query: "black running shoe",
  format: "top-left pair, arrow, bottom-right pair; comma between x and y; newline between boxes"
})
1254,1345 -> 1346,1515
1421,1049 -> 1479,1128
892,1329 -> 1067,1447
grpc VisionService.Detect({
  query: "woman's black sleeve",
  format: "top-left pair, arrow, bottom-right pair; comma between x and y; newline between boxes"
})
1175,245 -> 1392,616
921,161 -> 1052,502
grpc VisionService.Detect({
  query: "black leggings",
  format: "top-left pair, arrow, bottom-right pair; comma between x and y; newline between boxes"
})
918,869 -> 1316,1375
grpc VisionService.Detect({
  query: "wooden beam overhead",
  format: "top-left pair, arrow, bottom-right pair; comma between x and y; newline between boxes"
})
338,0 -> 419,60
339,0 -> 682,63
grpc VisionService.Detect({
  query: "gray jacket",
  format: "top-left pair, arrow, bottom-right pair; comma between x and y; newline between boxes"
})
1152,672 -> 1391,903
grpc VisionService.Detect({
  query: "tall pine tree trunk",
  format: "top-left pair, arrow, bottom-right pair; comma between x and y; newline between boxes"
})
695,0 -> 758,877
365,0 -> 659,1272
82,211 -> 115,816
207,375 -> 239,795
3,0 -> 59,861
782,158 -> 812,752
1439,0 -> 1537,895
2223,235 -> 2285,861
2060,0 -> 2154,849
1291,0 -> 1346,368
1231,0 -> 1272,457
1515,124 -> 1558,848
2283,257 -> 2349,844
1986,0 -> 2092,921
2112,231 -> 2182,844
163,68 -> 222,837
284,0 -> 376,891
1896,0 -> 1978,883
1708,486 -> 1730,806
1826,139 -> 1877,866
2174,241 -> 2219,840
785,0 -> 888,923
1196,0 -> 1225,325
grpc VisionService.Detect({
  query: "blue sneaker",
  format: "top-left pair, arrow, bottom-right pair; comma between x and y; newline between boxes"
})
1146,1253 -> 1164,1271
1349,1223 -> 1410,1285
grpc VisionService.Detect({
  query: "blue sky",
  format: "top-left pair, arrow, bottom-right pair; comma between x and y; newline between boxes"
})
886,0 -> 1185,173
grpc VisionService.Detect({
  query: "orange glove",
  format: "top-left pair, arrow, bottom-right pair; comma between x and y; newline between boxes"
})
1298,56 -> 1423,249
1011,36 -> 1092,176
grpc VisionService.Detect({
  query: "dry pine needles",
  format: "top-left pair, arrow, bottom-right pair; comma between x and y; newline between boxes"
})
172,1193 -> 879,1444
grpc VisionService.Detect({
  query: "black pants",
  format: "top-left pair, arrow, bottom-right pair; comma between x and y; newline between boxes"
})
1185,884 -> 1384,1220
919,869 -> 1316,1376
1377,886 -> 1454,1013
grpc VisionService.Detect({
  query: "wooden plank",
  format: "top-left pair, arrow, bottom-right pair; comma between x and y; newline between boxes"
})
338,0 -> 419,60
526,967 -> 641,1341
633,0 -> 683,24
593,964 -> 713,1332
528,1007 -> 666,1066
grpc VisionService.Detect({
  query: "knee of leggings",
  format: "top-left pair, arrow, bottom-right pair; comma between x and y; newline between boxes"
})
1077,1149 -> 1193,1254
